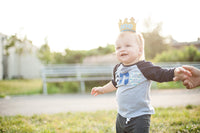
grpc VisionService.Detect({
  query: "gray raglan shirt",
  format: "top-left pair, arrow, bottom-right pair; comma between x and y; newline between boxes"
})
112,60 -> 175,118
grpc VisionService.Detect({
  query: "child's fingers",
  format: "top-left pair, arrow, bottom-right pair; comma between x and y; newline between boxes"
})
173,77 -> 178,81
173,74 -> 188,81
91,88 -> 97,95
173,77 -> 183,81
176,67 -> 187,73
184,69 -> 192,77
176,67 -> 192,77
175,67 -> 181,74
180,66 -> 193,76
180,67 -> 192,76
91,87 -> 100,96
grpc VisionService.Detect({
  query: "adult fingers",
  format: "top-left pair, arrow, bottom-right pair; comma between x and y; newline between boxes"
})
182,65 -> 194,72
178,67 -> 192,76
183,80 -> 193,89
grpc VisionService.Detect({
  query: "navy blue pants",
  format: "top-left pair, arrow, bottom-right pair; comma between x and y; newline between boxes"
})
116,113 -> 151,133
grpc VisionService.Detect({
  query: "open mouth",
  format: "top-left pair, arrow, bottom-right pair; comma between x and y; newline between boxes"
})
120,53 -> 128,57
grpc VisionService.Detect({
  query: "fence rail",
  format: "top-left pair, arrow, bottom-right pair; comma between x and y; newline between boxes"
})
41,62 -> 200,95
41,64 -> 114,95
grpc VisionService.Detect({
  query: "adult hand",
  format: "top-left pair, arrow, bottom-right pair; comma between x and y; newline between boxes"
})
181,65 -> 200,89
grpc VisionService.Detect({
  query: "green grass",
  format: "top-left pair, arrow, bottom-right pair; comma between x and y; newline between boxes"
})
152,105 -> 200,133
0,79 -> 42,97
0,105 -> 199,133
47,82 -> 80,94
0,79 -> 199,97
151,81 -> 193,89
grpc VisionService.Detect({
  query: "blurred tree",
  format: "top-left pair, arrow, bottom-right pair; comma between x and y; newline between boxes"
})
5,34 -> 33,55
63,49 -> 86,64
154,45 -> 200,62
60,44 -> 115,64
4,34 -> 18,55
37,44 -> 115,64
51,52 -> 65,64
194,52 -> 200,61
142,17 -> 170,60
183,45 -> 199,61
37,38 -> 52,64
87,44 -> 115,56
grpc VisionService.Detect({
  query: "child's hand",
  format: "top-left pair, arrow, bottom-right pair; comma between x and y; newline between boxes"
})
91,87 -> 104,96
173,67 -> 192,81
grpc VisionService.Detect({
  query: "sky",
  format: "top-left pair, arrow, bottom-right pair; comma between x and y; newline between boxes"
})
0,0 -> 200,52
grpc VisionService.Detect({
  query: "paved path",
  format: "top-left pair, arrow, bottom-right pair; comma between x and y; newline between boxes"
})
0,89 -> 200,116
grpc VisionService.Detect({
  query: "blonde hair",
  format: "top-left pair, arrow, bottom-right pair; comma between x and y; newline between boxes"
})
134,32 -> 145,60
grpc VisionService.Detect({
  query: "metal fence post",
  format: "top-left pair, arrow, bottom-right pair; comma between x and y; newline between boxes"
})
77,70 -> 85,93
80,80 -> 86,93
42,73 -> 48,95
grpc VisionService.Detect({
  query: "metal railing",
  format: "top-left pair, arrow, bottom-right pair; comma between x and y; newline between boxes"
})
41,64 -> 114,95
41,62 -> 200,95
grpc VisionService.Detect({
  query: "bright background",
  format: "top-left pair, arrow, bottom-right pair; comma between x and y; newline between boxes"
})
0,0 -> 199,52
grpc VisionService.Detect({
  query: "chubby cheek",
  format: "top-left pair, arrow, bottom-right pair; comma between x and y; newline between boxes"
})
116,51 -> 121,60
115,50 -> 119,56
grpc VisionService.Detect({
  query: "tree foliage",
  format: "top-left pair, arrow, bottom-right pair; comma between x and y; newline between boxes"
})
87,44 -> 115,56
5,34 -> 19,55
154,45 -> 200,62
5,34 -> 33,56
37,42 -> 52,64
142,18 -> 170,60
37,44 -> 115,64
63,49 -> 87,64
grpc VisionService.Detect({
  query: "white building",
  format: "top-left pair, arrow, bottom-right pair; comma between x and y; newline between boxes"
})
6,39 -> 43,79
0,33 -> 7,80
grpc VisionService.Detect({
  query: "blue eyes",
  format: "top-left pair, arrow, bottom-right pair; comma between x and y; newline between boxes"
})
116,47 -> 121,50
116,44 -> 132,50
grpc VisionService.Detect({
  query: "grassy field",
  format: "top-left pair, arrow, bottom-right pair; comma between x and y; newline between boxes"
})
0,105 -> 199,133
1,79 -> 197,97
0,79 -> 42,97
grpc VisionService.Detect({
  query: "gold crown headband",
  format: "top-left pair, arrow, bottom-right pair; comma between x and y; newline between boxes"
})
119,17 -> 136,32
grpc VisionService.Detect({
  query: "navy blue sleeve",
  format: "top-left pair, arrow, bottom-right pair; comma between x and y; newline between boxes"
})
137,61 -> 175,82
112,64 -> 120,88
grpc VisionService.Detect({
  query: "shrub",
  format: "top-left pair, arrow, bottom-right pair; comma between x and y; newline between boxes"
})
154,45 -> 200,62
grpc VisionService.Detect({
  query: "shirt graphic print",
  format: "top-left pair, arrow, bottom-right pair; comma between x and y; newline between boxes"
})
116,65 -> 145,88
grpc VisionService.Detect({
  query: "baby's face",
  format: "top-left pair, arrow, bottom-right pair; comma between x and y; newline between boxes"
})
115,32 -> 141,65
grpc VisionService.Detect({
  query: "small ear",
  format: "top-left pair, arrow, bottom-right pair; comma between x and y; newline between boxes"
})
139,46 -> 143,54
138,46 -> 144,59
